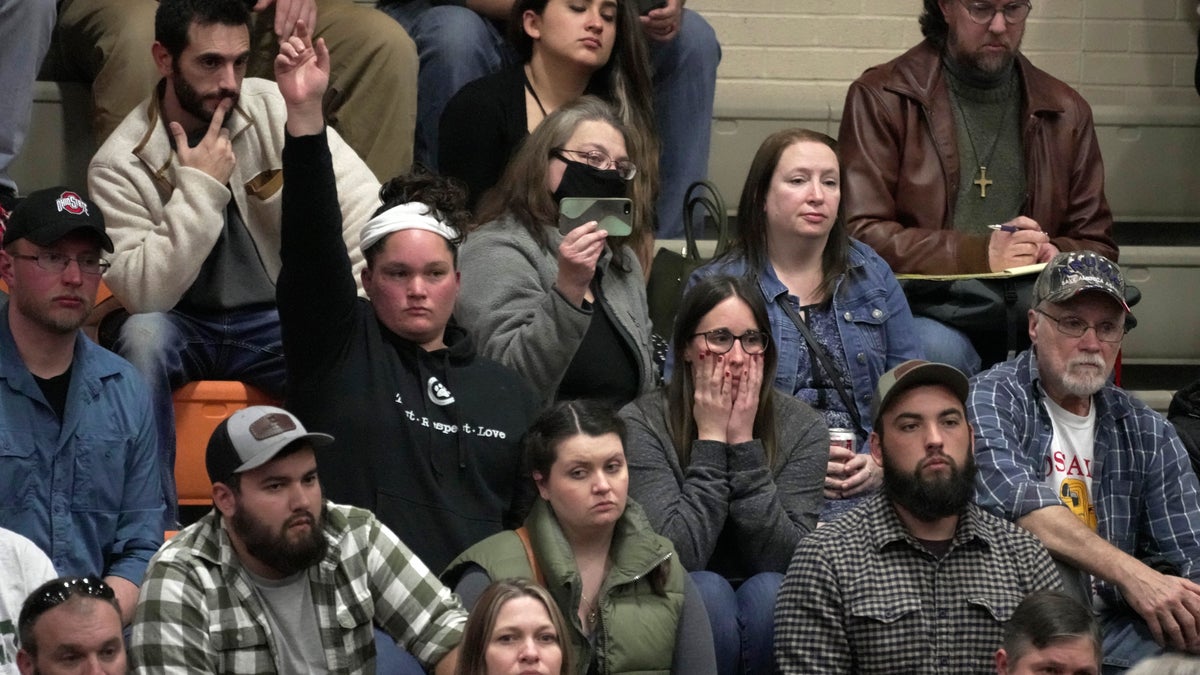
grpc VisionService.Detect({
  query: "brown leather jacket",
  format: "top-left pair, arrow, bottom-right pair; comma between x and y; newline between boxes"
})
838,41 -> 1117,274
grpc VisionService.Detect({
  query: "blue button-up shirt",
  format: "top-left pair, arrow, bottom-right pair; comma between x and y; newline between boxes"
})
970,349 -> 1200,605
0,300 -> 162,584
689,239 -> 924,437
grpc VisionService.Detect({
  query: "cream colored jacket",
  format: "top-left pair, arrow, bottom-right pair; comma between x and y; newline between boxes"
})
88,78 -> 379,313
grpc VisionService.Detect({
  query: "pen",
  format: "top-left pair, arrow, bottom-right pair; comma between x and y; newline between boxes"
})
988,224 -> 1019,233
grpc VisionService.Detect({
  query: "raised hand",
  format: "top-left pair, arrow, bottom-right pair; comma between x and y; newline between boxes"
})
275,20 -> 328,136
170,98 -> 235,184
555,221 -> 606,307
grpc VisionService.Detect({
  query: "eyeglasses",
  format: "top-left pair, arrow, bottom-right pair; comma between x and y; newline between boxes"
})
11,251 -> 110,276
21,577 -> 116,623
957,0 -> 1032,25
553,148 -> 637,181
692,329 -> 769,355
1035,309 -> 1127,343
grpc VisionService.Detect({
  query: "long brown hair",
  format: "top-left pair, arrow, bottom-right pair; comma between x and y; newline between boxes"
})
474,96 -> 645,258
507,0 -> 659,231
666,275 -> 780,468
455,579 -> 574,675
722,128 -> 849,304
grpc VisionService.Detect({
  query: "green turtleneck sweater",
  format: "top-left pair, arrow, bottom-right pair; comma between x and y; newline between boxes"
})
944,56 -> 1026,235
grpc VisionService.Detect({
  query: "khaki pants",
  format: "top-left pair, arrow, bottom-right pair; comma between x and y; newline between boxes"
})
44,0 -> 416,181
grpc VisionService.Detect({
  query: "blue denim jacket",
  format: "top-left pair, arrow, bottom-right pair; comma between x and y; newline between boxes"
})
0,301 -> 163,583
689,239 -> 924,436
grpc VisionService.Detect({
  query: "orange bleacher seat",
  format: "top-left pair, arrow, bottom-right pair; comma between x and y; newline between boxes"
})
174,381 -> 278,506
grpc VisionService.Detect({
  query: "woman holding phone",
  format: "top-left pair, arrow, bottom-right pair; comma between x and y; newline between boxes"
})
456,97 -> 655,407
438,0 -> 657,223
689,128 -> 923,520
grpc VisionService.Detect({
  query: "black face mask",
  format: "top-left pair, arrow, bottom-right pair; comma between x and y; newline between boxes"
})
552,158 -> 628,202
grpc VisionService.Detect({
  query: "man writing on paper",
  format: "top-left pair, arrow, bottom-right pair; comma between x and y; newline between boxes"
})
838,0 -> 1117,373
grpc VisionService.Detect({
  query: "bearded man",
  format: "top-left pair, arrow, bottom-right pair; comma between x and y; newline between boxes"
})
837,0 -> 1117,375
971,251 -> 1200,671
86,0 -> 380,528
129,405 -> 467,674
774,359 -> 1060,674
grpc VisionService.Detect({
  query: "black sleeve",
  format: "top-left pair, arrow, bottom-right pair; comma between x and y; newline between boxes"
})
438,73 -> 523,210
277,130 -> 361,378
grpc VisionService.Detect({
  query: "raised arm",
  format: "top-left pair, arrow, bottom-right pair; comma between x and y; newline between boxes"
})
275,23 -> 361,371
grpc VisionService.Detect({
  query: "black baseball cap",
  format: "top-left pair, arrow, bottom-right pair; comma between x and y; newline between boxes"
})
206,406 -> 334,485
4,187 -> 113,252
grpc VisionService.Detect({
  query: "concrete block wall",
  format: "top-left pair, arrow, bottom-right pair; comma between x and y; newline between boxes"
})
691,0 -> 1200,114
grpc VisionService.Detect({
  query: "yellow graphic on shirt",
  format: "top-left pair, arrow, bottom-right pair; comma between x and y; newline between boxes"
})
1059,478 -> 1098,531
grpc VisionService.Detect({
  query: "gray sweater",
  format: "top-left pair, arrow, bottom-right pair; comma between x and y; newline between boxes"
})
620,391 -> 828,576
456,214 -> 656,400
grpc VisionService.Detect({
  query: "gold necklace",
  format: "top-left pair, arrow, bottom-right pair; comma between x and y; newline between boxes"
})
580,591 -> 599,627
950,90 -> 1011,199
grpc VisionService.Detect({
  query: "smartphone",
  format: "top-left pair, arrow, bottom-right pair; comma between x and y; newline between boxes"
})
558,197 -> 633,237
637,0 -> 667,14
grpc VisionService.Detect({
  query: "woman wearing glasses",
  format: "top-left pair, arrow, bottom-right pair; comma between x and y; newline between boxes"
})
438,0 -> 656,221
456,97 -> 655,407
689,129 -> 923,522
620,275 -> 827,675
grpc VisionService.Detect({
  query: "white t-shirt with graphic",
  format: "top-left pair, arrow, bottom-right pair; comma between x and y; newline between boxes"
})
0,528 -> 57,674
1042,394 -> 1099,531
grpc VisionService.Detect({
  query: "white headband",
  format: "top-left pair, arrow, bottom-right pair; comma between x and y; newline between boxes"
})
359,202 -> 459,254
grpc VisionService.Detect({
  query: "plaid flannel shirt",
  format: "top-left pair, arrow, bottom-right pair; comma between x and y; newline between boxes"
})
130,502 -> 466,674
774,495 -> 1060,674
969,349 -> 1200,606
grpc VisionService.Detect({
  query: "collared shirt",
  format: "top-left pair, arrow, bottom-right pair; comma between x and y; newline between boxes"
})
0,301 -> 162,583
970,349 -> 1200,605
774,494 -> 1060,674
130,502 -> 466,674
689,239 -> 924,438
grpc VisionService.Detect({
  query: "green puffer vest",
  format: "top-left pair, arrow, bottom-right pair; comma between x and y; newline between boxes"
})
445,499 -> 685,675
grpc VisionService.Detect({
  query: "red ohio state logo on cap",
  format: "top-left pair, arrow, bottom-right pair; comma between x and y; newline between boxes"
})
56,191 -> 89,216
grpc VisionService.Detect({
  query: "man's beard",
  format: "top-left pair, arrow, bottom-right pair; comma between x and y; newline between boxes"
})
172,63 -> 238,125
14,291 -> 93,335
881,447 -> 977,522
1056,354 -> 1108,398
231,502 -> 328,577
945,31 -> 1018,79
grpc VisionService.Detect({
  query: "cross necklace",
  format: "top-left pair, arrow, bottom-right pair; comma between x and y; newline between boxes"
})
951,92 -> 1011,198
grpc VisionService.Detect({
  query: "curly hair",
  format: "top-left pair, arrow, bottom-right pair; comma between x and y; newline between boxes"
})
919,0 -> 950,51
364,169 -> 472,266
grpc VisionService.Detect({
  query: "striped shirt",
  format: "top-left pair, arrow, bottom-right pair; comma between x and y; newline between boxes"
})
130,502 -> 466,674
774,494 -> 1060,674
969,349 -> 1200,606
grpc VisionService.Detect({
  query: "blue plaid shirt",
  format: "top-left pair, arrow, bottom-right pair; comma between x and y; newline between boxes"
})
969,349 -> 1200,605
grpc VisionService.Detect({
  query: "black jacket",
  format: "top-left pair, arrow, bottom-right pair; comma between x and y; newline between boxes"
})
278,132 -> 540,572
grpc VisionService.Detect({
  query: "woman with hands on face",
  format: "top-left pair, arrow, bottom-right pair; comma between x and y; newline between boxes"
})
620,275 -> 828,675
456,97 -> 656,408
687,129 -> 924,524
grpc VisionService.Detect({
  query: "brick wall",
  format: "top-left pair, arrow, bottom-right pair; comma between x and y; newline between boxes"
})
691,0 -> 1200,113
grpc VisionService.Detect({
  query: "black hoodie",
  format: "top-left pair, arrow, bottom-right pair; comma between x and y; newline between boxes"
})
278,132 -> 540,572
